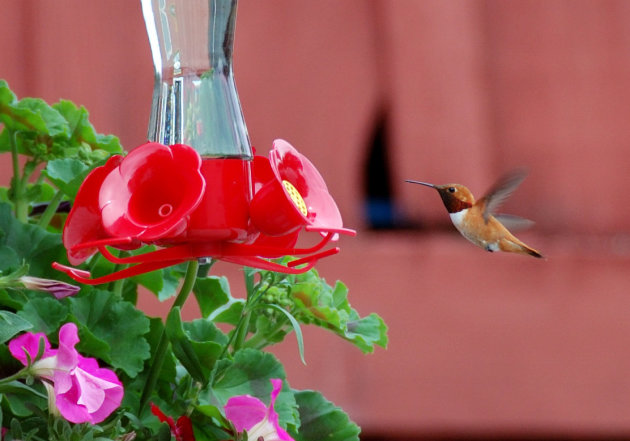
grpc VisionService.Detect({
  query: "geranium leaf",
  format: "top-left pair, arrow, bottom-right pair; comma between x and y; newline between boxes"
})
0,245 -> 20,272
291,390 -> 360,441
166,306 -> 206,382
43,158 -> 90,198
0,203 -> 66,279
208,348 -> 299,431
344,311 -> 389,353
165,307 -> 227,384
52,100 -> 122,155
290,277 -> 388,354
194,275 -> 245,325
68,290 -> 150,376
16,297 -> 68,335
0,381 -> 47,417
0,311 -> 33,343
193,276 -> 231,318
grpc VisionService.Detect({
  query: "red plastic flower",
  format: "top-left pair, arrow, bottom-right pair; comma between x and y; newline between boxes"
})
63,142 -> 205,265
55,140 -> 354,284
63,154 -> 125,265
99,142 -> 205,241
250,139 -> 349,237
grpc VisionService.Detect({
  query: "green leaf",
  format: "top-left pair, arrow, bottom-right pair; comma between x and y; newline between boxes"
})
19,98 -> 69,137
0,203 -> 66,279
208,348 -> 299,431
0,381 -> 47,417
0,96 -> 68,138
69,290 -> 151,376
0,245 -> 20,272
194,276 -> 231,318
165,307 -> 227,384
131,263 -> 180,302
290,276 -> 388,353
291,390 -> 360,441
53,100 -> 122,154
0,80 -> 17,106
43,158 -> 89,198
345,312 -> 389,352
0,311 -> 33,343
193,275 -> 245,325
270,304 -> 305,364
17,297 -> 68,335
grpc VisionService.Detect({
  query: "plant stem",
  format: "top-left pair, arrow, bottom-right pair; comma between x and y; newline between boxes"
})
0,367 -> 29,387
138,259 -> 199,416
9,131 -> 28,223
37,189 -> 64,229
231,307 -> 251,353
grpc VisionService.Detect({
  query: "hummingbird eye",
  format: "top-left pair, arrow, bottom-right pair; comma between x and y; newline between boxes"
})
448,187 -> 456,193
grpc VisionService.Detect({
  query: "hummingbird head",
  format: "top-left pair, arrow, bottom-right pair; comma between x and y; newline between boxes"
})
405,180 -> 475,213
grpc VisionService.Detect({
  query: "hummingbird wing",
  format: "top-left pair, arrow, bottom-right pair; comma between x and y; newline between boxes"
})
494,214 -> 535,231
480,169 -> 527,223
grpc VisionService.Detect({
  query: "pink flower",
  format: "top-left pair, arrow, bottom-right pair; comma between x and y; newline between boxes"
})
224,379 -> 294,441
8,323 -> 123,424
19,275 -> 80,299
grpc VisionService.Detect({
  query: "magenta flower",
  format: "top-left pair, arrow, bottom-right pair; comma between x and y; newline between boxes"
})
224,379 -> 294,441
8,323 -> 123,424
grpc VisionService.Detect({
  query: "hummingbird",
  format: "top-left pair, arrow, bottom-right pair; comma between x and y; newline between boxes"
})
406,170 -> 543,258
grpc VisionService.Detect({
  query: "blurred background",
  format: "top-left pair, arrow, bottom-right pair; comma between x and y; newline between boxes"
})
2,1 -> 630,439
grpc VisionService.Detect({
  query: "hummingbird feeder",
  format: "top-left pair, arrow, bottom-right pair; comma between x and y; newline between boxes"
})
54,0 -> 354,284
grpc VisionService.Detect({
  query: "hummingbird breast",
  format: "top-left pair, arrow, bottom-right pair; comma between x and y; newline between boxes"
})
448,208 -> 502,250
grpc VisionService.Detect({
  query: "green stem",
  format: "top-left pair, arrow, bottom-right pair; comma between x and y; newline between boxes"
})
0,366 -> 29,387
138,259 -> 200,416
9,131 -> 28,223
232,308 -> 252,353
109,251 -> 130,297
37,189 -> 64,229
230,273 -> 276,353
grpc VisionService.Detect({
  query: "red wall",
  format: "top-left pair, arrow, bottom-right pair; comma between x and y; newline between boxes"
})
2,1 -> 630,438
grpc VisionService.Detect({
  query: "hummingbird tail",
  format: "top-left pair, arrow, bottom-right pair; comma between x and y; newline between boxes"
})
499,238 -> 544,259
524,247 -> 544,259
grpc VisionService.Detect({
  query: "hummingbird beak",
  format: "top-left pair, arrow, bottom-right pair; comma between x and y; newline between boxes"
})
405,180 -> 436,188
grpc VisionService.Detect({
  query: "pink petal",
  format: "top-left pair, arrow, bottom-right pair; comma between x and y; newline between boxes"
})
224,379 -> 294,441
267,379 -> 294,441
56,323 -> 79,371
54,358 -> 123,424
224,394 -> 268,432
8,332 -> 53,366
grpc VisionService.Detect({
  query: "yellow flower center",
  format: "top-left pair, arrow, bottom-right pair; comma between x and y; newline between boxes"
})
282,180 -> 308,217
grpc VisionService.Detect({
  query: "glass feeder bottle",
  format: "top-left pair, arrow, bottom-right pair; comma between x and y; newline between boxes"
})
141,0 -> 252,159
142,0 -> 253,242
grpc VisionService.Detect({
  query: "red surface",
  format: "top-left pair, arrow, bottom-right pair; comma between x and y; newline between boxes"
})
2,1 -> 630,437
